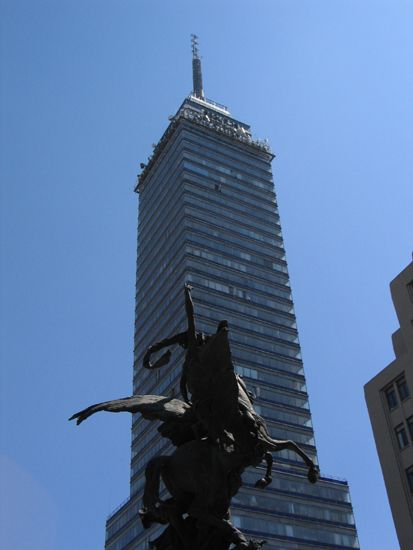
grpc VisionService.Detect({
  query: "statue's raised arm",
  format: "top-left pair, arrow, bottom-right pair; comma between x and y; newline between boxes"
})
142,284 -> 197,371
184,283 -> 196,349
143,331 -> 187,370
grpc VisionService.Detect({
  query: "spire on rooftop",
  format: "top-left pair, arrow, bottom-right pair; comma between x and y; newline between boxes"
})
191,34 -> 204,99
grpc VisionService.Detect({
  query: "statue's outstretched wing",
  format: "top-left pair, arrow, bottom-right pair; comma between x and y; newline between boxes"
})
69,395 -> 191,426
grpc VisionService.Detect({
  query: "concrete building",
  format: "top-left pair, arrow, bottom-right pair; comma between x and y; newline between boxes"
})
365,259 -> 413,550
104,38 -> 359,549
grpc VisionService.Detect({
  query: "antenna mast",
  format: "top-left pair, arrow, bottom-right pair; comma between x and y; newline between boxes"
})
191,34 -> 204,99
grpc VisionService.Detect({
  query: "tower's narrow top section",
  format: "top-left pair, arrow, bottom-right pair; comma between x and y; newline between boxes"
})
191,34 -> 204,99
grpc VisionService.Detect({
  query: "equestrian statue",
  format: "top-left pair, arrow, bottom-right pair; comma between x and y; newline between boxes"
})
70,284 -> 319,549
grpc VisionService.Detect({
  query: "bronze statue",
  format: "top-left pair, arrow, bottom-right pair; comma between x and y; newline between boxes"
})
70,285 -> 319,549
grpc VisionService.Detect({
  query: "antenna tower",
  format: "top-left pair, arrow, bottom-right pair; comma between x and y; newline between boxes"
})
191,34 -> 204,99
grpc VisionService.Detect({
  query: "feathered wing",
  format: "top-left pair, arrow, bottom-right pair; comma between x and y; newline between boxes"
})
69,395 -> 191,426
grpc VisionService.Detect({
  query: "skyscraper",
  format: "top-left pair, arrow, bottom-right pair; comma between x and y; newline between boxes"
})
365,258 -> 413,550
104,38 -> 359,550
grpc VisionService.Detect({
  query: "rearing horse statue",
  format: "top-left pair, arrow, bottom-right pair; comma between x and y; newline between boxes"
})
70,285 -> 319,549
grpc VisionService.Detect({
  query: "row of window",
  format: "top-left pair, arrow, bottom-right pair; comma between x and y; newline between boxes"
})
236,365 -> 306,393
136,230 -> 292,342
186,232 -> 288,274
134,278 -> 300,370
186,271 -> 294,314
183,163 -> 277,213
136,249 -> 293,353
185,217 -> 286,260
232,489 -> 354,526
141,139 -> 282,245
182,152 -> 275,201
180,131 -> 273,181
182,147 -> 274,192
231,512 -> 358,548
184,175 -> 281,223
187,260 -> 292,302
185,244 -> 290,289
231,342 -> 304,377
183,189 -> 283,238
195,306 -> 299,345
137,164 -> 284,308
242,470 -> 349,507
187,261 -> 290,301
384,374 -> 410,410
138,120 -> 276,235
254,402 -> 312,429
193,310 -> 301,359
395,416 -> 413,450
191,285 -> 296,328
259,385 -> 309,411
185,204 -> 280,247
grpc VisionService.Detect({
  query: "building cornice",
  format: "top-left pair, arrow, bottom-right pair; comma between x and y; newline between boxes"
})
135,99 -> 274,193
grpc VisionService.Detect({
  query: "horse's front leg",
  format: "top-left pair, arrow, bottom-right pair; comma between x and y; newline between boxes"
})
255,451 -> 273,489
271,440 -> 319,484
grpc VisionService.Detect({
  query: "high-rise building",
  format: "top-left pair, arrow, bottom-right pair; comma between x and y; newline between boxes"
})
104,38 -> 359,550
365,259 -> 413,550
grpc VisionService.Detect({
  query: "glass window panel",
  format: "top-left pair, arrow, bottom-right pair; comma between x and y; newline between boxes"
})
384,386 -> 398,410
395,424 -> 409,449
407,416 -> 413,441
397,376 -> 410,401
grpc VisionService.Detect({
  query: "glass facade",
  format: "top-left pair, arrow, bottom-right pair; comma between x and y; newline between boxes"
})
105,95 -> 359,549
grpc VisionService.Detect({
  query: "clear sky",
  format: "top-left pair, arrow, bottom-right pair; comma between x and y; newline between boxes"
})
1,1 -> 412,549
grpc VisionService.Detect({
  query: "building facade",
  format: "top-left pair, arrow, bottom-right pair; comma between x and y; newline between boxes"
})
104,41 -> 359,550
365,259 -> 413,549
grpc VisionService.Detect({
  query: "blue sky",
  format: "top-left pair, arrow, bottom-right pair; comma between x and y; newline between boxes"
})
1,1 -> 412,549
